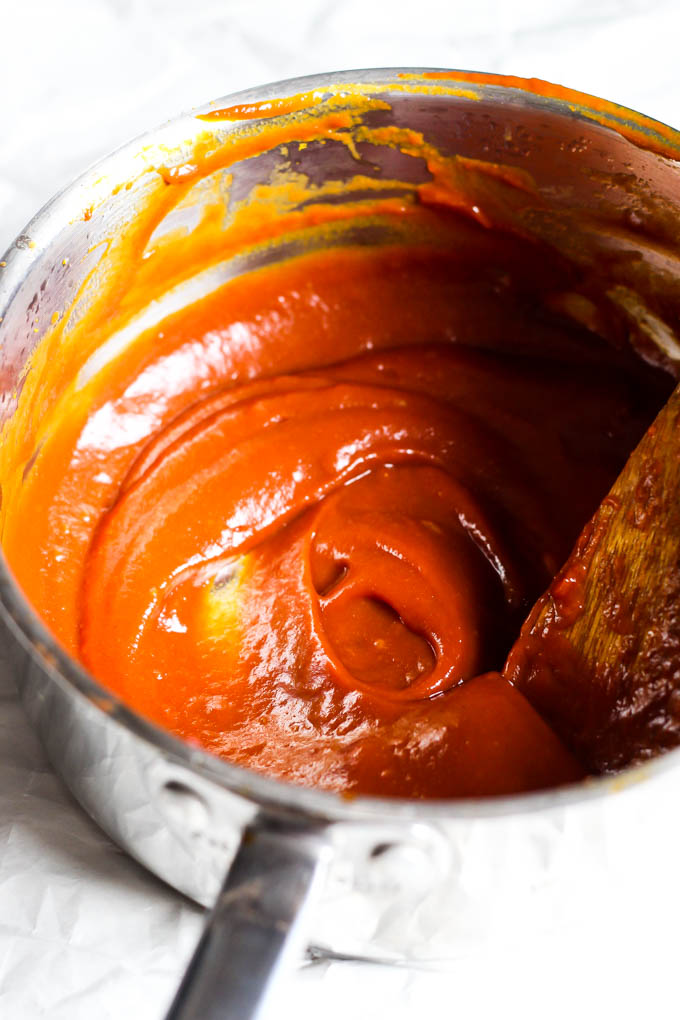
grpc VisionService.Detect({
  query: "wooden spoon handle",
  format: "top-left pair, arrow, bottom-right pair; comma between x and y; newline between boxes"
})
504,383 -> 680,773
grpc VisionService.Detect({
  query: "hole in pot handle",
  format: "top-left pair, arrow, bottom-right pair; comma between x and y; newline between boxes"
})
165,812 -> 332,1020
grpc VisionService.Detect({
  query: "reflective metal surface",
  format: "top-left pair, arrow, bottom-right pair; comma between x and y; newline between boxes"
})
2,69 -> 680,1014
166,817 -> 331,1020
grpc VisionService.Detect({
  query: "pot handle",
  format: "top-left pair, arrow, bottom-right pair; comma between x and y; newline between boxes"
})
165,814 -> 331,1020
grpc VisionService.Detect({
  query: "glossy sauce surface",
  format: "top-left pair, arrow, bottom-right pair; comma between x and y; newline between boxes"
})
6,235 -> 672,797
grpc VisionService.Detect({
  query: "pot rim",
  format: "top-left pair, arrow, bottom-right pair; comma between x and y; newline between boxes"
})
2,66 -> 679,825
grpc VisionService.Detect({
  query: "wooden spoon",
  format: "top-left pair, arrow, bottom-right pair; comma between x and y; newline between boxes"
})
504,382 -> 680,774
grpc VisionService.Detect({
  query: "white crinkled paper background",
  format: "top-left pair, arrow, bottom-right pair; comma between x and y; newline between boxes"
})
2,1 -> 680,1017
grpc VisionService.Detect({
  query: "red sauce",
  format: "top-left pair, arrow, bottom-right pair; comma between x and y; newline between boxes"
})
6,72 -> 680,798
6,227 -> 671,798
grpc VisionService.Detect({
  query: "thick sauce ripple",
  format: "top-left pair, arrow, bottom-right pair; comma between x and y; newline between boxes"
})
7,244 -> 671,797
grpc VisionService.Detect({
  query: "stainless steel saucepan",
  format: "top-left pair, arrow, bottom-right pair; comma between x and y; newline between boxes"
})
2,70 -> 680,1019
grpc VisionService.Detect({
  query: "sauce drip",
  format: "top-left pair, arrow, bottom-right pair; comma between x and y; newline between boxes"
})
5,242 -> 672,798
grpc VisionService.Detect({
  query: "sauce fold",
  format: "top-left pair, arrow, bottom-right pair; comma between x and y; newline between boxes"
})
7,243 -> 671,797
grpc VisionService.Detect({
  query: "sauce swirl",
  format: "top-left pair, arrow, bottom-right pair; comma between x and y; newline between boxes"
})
6,242 -> 672,797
